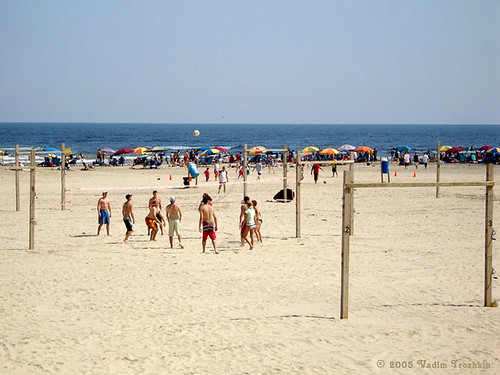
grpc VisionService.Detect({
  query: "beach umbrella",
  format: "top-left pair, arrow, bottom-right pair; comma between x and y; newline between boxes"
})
146,146 -> 167,153
301,146 -> 319,153
338,144 -> 356,152
396,145 -> 412,152
101,147 -> 116,154
133,147 -> 148,154
446,146 -> 463,153
319,148 -> 339,155
354,146 -> 373,153
0,150 -> 4,155
439,145 -> 452,152
200,148 -> 220,156
42,147 -> 61,156
64,148 -> 73,155
486,147 -> 500,154
214,146 -> 228,153
114,148 -> 134,155
480,145 -> 493,151
249,146 -> 266,155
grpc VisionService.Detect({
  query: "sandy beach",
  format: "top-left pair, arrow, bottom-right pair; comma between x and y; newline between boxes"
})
0,162 -> 499,374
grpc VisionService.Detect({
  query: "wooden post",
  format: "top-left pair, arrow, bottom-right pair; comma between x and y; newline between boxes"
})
349,162 -> 354,236
436,141 -> 441,198
195,159 -> 199,186
61,143 -> 66,210
15,144 -> 20,211
243,144 -> 248,197
295,153 -> 301,238
341,169 -> 353,319
29,150 -> 36,250
283,145 -> 288,202
484,163 -> 494,307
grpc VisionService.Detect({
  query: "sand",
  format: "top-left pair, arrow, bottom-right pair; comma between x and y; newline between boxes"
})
0,162 -> 499,374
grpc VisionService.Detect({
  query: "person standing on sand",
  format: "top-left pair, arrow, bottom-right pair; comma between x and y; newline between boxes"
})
252,200 -> 262,243
204,167 -> 210,181
149,190 -> 165,235
145,205 -> 159,241
97,191 -> 111,236
311,163 -> 322,183
214,161 -> 220,181
218,166 -> 228,193
239,196 -> 251,246
404,152 -> 410,169
253,161 -> 263,180
199,194 -> 218,254
122,194 -> 135,242
422,153 -> 429,169
242,201 -> 256,250
166,196 -> 184,249
331,159 -> 338,177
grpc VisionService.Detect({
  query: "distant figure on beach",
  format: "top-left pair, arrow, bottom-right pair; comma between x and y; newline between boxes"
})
214,161 -> 220,181
237,164 -> 244,179
404,152 -> 410,169
268,156 -> 275,173
199,194 -> 218,254
166,196 -> 184,249
252,200 -> 262,243
242,201 -> 256,250
254,161 -> 263,180
300,165 -> 304,180
311,163 -> 322,183
97,191 -> 111,236
413,152 -> 419,169
218,166 -> 228,193
145,205 -> 159,241
331,160 -> 338,177
422,153 -> 429,169
122,194 -> 135,242
149,190 -> 165,235
239,196 -> 251,246
204,167 -> 210,181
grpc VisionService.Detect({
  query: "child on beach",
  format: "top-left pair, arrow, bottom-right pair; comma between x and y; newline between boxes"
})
204,168 -> 210,181
252,200 -> 262,243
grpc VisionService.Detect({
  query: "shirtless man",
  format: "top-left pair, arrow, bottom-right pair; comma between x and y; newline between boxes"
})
166,196 -> 184,249
145,205 -> 159,241
239,196 -> 251,246
122,194 -> 135,242
148,190 -> 165,235
97,191 -> 111,236
199,194 -> 218,254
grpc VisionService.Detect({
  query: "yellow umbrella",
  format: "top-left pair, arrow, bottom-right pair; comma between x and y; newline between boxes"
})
439,145 -> 452,152
200,148 -> 220,156
133,147 -> 148,154
249,146 -> 266,155
319,148 -> 339,155
302,146 -> 319,153
0,150 -> 4,155
64,148 -> 73,155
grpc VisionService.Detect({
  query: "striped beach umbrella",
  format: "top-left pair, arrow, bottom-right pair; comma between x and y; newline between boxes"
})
133,147 -> 148,154
301,146 -> 319,153
338,144 -> 356,152
439,145 -> 452,152
249,146 -> 266,155
200,148 -> 220,156
486,147 -> 500,154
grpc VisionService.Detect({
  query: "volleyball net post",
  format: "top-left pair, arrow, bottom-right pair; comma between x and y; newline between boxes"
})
340,164 -> 495,319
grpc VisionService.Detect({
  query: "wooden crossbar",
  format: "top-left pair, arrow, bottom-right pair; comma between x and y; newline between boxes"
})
297,160 -> 354,166
347,181 -> 494,189
0,166 -> 36,170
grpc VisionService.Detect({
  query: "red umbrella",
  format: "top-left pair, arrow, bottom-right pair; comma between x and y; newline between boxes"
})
479,145 -> 493,151
214,146 -> 228,153
114,148 -> 135,155
445,147 -> 463,153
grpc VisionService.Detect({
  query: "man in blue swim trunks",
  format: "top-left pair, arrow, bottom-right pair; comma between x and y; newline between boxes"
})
97,191 -> 112,236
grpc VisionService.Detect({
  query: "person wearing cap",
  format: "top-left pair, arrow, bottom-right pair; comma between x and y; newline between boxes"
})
122,194 -> 135,242
165,196 -> 184,249
97,191 -> 111,236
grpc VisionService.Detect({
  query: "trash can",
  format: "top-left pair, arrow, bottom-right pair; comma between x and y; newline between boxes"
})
381,159 -> 390,174
183,177 -> 190,187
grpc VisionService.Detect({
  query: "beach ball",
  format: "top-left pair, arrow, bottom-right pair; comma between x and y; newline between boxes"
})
193,130 -> 200,137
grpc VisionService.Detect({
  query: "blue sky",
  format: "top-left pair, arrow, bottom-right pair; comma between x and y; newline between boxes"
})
0,0 -> 498,124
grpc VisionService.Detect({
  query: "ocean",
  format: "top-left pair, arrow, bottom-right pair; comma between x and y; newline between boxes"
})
0,123 -> 498,159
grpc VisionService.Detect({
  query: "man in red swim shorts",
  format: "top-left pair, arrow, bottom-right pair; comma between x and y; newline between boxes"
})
199,194 -> 218,254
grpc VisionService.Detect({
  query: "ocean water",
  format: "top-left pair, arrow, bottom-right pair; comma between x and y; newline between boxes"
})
0,123 -> 498,158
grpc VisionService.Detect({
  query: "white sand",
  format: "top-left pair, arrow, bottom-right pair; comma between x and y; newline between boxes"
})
0,163 -> 499,374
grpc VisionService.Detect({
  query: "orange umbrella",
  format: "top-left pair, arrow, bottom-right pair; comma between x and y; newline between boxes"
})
133,147 -> 148,154
354,146 -> 373,153
319,148 -> 339,155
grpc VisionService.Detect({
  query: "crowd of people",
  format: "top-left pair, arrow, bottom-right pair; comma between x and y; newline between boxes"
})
96,190 -> 264,254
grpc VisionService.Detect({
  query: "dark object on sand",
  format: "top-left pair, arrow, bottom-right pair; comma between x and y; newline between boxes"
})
273,188 -> 295,202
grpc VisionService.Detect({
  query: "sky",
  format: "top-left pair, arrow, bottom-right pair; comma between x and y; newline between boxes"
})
0,0 -> 499,124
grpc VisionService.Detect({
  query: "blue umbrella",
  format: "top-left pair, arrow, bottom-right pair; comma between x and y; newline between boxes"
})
43,147 -> 61,156
396,145 -> 412,152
